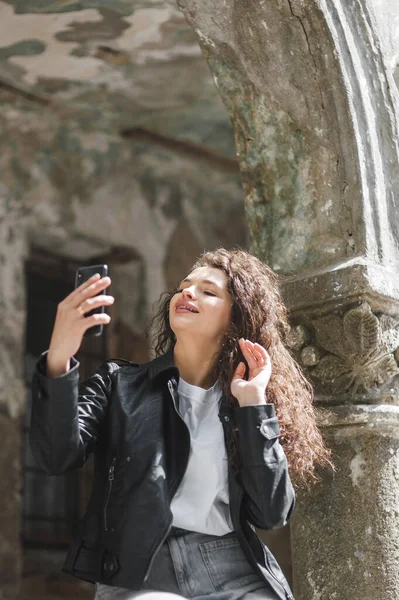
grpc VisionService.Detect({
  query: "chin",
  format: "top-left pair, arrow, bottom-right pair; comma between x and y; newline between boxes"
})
170,320 -> 202,337
171,321 -> 194,333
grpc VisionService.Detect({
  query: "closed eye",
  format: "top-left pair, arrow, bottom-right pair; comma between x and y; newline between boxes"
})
175,287 -> 216,296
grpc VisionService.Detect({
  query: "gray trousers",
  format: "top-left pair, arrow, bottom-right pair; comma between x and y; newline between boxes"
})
94,529 -> 280,600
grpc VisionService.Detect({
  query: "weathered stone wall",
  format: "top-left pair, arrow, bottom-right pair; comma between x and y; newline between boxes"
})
0,118 -> 29,598
180,0 -> 399,277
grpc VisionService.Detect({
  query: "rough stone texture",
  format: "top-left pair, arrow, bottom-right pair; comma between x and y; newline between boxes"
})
180,0 -> 399,276
287,301 -> 399,597
292,416 -> 399,599
0,186 -> 28,421
0,415 -> 21,599
0,162 -> 27,599
260,526 -> 293,589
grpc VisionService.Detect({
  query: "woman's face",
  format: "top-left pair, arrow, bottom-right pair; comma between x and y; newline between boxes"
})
169,266 -> 232,345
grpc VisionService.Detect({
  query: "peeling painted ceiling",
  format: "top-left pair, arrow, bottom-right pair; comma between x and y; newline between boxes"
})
0,0 -> 235,157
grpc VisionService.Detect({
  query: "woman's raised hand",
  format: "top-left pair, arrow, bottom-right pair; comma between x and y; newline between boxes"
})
46,274 -> 114,378
230,339 -> 272,407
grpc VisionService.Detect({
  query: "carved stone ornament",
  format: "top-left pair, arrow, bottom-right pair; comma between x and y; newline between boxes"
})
308,302 -> 399,394
300,345 -> 320,367
286,324 -> 308,350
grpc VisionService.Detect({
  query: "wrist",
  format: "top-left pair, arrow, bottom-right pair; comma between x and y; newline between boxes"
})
238,400 -> 267,407
46,352 -> 71,378
236,394 -> 267,407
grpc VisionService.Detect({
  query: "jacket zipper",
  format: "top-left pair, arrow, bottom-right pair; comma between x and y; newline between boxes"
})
143,378 -> 190,583
104,457 -> 116,532
142,520 -> 172,583
222,416 -> 292,600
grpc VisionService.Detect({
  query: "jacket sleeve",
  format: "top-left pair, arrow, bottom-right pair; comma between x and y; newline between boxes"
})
30,350 -> 118,475
234,403 -> 295,530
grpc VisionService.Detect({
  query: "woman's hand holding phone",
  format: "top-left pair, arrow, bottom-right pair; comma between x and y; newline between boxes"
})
46,274 -> 114,378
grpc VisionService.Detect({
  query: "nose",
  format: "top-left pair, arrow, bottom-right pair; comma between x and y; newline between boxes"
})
182,286 -> 196,300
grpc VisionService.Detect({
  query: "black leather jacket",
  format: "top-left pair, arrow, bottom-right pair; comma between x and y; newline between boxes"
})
30,350 -> 295,600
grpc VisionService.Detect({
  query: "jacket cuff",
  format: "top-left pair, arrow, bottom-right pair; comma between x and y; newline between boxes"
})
234,404 -> 282,466
34,350 -> 80,396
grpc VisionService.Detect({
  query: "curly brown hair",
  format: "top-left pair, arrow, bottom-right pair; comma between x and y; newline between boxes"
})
150,247 -> 332,487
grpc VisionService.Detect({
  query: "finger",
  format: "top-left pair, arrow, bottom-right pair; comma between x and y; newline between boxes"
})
78,295 -> 115,315
239,338 -> 252,360
72,277 -> 111,308
240,339 -> 261,372
84,313 -> 111,329
254,342 -> 269,361
246,340 -> 269,364
242,340 -> 259,369
67,273 -> 102,303
244,339 -> 257,353
251,345 -> 267,365
232,361 -> 246,382
251,348 -> 264,366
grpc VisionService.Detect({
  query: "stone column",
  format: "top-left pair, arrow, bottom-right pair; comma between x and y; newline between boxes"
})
179,0 -> 399,598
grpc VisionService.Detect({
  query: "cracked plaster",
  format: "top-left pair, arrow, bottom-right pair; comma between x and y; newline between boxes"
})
0,0 -> 235,154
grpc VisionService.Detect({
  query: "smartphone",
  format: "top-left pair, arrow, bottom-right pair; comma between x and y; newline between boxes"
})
75,264 -> 109,337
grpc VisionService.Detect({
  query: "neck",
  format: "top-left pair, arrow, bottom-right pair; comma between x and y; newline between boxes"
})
173,338 -> 219,389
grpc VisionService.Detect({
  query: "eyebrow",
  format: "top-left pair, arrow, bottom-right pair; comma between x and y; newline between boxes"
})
181,277 -> 223,290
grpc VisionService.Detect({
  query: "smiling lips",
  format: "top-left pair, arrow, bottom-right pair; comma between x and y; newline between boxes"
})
176,302 -> 199,314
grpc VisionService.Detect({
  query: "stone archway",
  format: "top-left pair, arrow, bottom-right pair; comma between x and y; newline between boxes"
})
178,1 -> 399,599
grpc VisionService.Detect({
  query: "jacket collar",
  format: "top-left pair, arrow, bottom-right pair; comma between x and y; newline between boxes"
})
148,348 -> 178,380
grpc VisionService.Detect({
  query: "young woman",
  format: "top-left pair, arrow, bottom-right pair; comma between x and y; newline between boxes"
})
30,248 -> 331,600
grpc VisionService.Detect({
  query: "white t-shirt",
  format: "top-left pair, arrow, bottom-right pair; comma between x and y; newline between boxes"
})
170,377 -> 234,536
